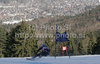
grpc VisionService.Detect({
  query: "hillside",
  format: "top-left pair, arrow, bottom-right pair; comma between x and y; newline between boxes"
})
42,5 -> 100,33
1,5 -> 100,35
1,5 -> 100,36
24,5 -> 100,34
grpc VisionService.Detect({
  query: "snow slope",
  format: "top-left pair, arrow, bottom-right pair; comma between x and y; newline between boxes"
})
0,55 -> 100,64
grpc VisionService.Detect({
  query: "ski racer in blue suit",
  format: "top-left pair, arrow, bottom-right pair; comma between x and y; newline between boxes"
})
33,43 -> 50,58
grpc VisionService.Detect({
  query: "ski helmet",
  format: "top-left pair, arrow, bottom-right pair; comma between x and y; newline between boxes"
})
41,43 -> 46,47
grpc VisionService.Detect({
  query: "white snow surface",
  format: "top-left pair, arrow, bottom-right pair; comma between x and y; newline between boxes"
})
0,55 -> 100,64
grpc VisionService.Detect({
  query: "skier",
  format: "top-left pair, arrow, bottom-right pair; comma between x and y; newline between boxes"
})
32,43 -> 50,59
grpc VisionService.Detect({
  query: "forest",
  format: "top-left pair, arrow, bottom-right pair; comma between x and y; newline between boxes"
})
0,21 -> 100,57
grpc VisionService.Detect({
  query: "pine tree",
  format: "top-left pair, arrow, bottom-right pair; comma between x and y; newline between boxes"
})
88,32 -> 95,54
6,21 -> 38,57
90,32 -> 96,44
44,35 -> 53,55
92,36 -> 100,54
56,41 -> 63,56
88,40 -> 94,54
78,41 -> 85,55
68,38 -> 77,55
0,26 -> 7,57
82,34 -> 90,54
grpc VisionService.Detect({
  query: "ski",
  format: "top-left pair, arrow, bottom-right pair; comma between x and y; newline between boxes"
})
26,57 -> 35,60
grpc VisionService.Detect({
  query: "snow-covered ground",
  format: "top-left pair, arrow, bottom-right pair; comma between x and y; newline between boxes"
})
0,55 -> 100,64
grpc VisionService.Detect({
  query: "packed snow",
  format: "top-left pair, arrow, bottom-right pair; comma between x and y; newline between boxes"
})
0,55 -> 100,64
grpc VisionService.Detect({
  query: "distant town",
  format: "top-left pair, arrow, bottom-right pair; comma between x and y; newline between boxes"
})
0,0 -> 100,24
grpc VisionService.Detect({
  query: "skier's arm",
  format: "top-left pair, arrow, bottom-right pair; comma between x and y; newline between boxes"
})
37,47 -> 43,53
